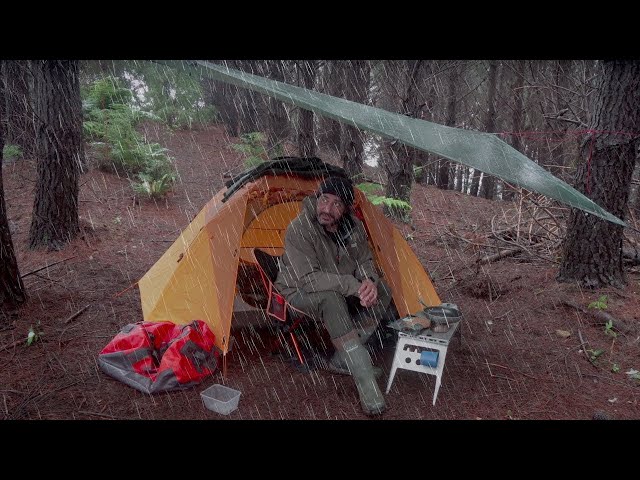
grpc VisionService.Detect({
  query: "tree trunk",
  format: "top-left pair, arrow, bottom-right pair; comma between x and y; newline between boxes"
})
384,141 -> 414,218
210,60 -> 240,138
318,61 -> 344,155
297,61 -> 318,157
632,158 -> 640,213
558,60 -> 640,288
438,63 -> 457,189
2,60 -> 34,157
0,61 -> 27,312
548,60 -> 572,178
504,60 -> 526,202
479,61 -> 499,200
379,60 -> 425,219
236,60 -> 261,135
340,60 -> 370,179
262,60 -> 290,157
455,164 -> 465,192
28,60 -> 82,250
469,168 -> 481,196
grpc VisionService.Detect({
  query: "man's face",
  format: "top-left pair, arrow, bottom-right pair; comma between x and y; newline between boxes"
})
316,193 -> 346,231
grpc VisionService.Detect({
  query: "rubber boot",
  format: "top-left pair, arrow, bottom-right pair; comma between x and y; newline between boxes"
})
333,330 -> 386,416
327,324 -> 382,377
327,353 -> 383,378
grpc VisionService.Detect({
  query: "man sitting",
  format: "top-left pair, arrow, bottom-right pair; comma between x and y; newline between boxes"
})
275,176 -> 394,416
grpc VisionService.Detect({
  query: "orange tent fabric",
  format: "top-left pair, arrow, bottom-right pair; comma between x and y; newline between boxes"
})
138,168 -> 440,356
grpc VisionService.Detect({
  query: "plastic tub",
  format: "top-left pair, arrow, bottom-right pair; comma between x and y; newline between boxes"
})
200,384 -> 241,415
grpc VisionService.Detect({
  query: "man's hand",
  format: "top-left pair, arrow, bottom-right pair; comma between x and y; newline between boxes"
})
358,279 -> 378,308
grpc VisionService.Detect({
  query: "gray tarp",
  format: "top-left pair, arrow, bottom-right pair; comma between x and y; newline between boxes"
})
160,60 -> 624,226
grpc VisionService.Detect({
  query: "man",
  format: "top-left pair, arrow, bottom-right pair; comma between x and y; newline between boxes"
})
274,176 -> 394,416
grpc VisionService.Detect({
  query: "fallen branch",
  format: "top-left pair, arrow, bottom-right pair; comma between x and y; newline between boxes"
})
77,410 -> 118,420
478,249 -> 519,265
486,362 -> 539,380
63,305 -> 90,325
20,255 -> 78,279
0,339 -> 23,353
576,329 -> 600,371
563,299 -> 634,335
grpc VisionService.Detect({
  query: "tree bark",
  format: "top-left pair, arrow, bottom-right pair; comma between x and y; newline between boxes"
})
438,62 -> 457,189
340,60 -> 370,179
261,60 -> 290,157
504,60 -> 526,201
210,60 -> 240,138
479,61 -> 499,200
378,60 -> 425,219
235,60 -> 261,135
558,60 -> 640,288
28,60 -> 82,250
297,61 -> 318,157
1,60 -> 34,158
0,61 -> 27,312
318,61 -> 344,155
548,60 -> 572,178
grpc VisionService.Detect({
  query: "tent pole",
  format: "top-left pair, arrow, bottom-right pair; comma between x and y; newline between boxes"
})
223,352 -> 227,378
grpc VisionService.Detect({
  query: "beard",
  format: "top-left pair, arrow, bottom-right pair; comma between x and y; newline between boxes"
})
317,212 -> 338,228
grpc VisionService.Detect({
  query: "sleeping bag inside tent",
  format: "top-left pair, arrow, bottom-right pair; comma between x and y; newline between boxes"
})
137,157 -> 441,356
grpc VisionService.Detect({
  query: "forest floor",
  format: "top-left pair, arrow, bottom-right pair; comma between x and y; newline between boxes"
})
2,121 -> 640,422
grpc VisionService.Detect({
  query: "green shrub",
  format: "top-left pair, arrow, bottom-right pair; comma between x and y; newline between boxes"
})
130,144 -> 177,198
82,76 -> 132,112
2,144 -> 23,161
156,104 -> 219,130
356,182 -> 412,212
232,132 -> 269,167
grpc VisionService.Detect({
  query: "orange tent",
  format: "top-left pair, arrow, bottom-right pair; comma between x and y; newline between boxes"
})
138,158 -> 441,356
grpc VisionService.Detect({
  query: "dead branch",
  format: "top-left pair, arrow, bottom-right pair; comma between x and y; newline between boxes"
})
0,339 -> 23,353
478,249 -> 519,265
443,230 -> 496,250
63,305 -> 90,325
564,300 -> 634,335
486,362 -> 539,380
20,255 -> 78,279
77,410 -> 118,419
542,114 -> 588,127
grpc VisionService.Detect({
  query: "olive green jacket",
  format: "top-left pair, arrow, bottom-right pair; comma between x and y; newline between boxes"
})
274,195 -> 379,299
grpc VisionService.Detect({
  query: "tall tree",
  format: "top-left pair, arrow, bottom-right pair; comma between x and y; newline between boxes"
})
378,60 -> 426,217
504,60 -> 527,201
261,60 -> 290,156
235,60 -> 262,135
317,61 -> 345,155
340,60 -> 370,179
0,61 -> 27,313
209,60 -> 240,138
1,60 -> 34,157
479,61 -> 499,200
438,61 -> 458,189
28,60 -> 84,250
558,60 -> 640,288
296,60 -> 319,157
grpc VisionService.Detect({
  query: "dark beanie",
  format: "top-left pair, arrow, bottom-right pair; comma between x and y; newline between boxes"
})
317,176 -> 354,206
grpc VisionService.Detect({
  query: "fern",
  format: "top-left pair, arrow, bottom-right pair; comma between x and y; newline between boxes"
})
132,173 -> 175,198
356,182 -> 412,212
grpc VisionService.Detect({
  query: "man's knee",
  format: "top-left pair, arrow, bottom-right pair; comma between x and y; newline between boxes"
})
290,290 -> 352,339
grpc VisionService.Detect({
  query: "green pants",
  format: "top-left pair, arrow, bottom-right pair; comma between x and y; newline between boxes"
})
286,279 -> 394,339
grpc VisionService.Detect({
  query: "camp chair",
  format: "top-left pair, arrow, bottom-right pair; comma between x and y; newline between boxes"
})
252,248 -> 311,368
